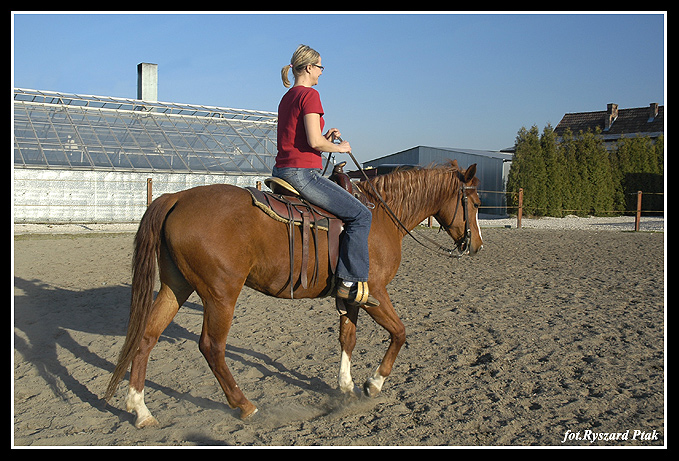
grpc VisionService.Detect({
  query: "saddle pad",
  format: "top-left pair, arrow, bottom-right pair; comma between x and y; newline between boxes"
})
246,187 -> 336,231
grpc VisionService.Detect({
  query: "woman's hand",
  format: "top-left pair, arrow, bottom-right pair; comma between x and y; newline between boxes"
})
336,140 -> 351,153
324,128 -> 341,141
324,128 -> 350,152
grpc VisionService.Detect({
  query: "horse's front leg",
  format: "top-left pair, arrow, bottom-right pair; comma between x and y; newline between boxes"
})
337,299 -> 361,396
361,291 -> 406,398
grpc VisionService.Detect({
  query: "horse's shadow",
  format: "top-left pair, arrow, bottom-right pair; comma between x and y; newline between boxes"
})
13,276 -> 333,422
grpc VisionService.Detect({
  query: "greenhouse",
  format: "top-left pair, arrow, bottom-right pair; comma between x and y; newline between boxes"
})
14,88 -> 278,174
13,87 -> 280,223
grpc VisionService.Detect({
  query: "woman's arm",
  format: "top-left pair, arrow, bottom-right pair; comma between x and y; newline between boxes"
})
304,113 -> 351,153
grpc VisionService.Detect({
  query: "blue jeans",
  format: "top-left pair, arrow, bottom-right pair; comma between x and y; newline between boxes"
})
272,166 -> 372,282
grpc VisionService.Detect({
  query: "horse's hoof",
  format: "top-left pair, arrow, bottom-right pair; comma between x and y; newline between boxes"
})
363,380 -> 382,398
239,405 -> 258,420
339,384 -> 362,400
135,415 -> 159,428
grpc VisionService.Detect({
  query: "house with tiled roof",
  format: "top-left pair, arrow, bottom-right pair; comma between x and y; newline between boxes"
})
554,102 -> 664,150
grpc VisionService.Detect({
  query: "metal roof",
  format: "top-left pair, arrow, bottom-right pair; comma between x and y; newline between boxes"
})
365,145 -> 513,167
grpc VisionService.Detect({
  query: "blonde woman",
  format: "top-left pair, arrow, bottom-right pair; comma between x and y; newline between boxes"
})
273,44 -> 378,307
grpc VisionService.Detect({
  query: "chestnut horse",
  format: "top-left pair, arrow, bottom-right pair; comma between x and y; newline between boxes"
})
104,160 -> 482,427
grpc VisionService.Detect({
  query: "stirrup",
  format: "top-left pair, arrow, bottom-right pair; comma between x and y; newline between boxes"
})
336,281 -> 380,307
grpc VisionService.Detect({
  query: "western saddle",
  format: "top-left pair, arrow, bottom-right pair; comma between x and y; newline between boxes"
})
245,162 -> 373,299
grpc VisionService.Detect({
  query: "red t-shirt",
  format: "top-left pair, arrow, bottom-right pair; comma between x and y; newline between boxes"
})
276,86 -> 325,169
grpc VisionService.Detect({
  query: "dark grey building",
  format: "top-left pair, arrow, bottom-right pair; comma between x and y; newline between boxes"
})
364,146 -> 513,215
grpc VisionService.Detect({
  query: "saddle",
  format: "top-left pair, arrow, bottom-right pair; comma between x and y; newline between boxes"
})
246,162 -> 368,299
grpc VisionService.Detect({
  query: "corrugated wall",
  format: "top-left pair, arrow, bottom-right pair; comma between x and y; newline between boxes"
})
13,168 -> 266,223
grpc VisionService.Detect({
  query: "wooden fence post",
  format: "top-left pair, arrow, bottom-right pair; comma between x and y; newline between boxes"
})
635,190 -> 642,231
147,178 -> 153,206
517,188 -> 523,229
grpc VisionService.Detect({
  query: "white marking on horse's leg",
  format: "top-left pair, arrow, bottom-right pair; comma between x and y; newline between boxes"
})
363,369 -> 386,398
338,350 -> 356,394
125,387 -> 159,428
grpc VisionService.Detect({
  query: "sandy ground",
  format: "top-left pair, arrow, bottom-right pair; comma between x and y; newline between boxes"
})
13,220 -> 665,447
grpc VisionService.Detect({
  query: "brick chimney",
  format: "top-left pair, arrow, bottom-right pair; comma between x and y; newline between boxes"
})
604,103 -> 618,131
648,102 -> 659,122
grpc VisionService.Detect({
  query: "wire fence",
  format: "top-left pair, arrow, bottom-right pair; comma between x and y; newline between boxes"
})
481,188 -> 664,231
13,174 -> 664,232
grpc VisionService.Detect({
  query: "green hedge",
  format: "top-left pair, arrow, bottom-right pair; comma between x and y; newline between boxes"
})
506,125 -> 664,217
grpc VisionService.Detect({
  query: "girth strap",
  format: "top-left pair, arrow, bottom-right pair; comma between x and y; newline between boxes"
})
286,201 -> 295,298
301,210 -> 310,289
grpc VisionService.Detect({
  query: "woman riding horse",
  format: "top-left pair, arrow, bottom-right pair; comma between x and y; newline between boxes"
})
274,44 -> 378,307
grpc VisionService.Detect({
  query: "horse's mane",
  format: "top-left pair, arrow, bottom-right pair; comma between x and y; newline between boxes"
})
360,161 -> 468,220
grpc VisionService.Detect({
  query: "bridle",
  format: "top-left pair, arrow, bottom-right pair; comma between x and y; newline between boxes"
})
330,140 -> 476,258
437,185 -> 477,257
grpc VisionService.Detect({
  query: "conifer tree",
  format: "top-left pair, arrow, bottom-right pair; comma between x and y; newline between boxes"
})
611,135 -> 664,213
507,125 -> 663,218
655,134 -> 664,175
541,125 -> 565,217
609,140 -> 628,212
558,129 -> 585,215
580,128 -> 614,215
506,125 -> 547,216
506,128 -> 526,213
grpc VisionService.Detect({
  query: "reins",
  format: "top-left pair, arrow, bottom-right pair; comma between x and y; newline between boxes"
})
331,139 -> 472,258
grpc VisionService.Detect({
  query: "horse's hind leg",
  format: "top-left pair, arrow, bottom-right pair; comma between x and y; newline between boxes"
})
198,280 -> 257,419
126,247 -> 193,428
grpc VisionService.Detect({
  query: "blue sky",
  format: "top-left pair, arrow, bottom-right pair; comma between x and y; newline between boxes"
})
12,12 -> 665,163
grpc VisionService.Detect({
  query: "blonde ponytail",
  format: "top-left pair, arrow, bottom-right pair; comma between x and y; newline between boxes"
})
281,64 -> 293,88
281,44 -> 321,88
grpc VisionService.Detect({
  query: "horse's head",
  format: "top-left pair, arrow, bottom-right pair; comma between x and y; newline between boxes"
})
434,162 -> 483,256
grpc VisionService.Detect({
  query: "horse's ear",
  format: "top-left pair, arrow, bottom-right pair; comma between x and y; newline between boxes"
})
464,164 -> 477,183
450,159 -> 459,168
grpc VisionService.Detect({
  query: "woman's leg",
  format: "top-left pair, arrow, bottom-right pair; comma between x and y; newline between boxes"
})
272,167 -> 371,282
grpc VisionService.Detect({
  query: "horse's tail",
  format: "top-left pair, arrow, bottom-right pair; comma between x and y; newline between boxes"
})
104,192 -> 179,403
